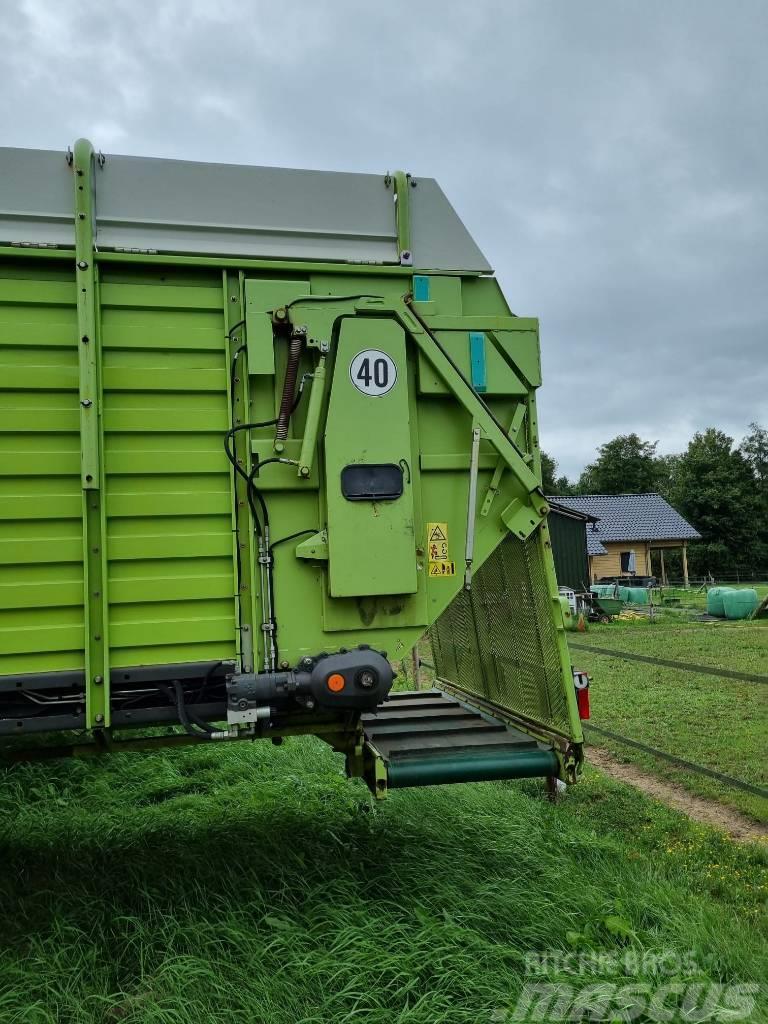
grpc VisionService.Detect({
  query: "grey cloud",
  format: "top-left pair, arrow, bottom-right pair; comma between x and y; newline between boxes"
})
2,0 -> 766,477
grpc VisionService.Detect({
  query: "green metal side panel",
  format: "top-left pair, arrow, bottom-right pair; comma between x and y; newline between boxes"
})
0,266 -> 85,675
100,273 -> 237,669
0,263 -> 239,676
324,318 -> 417,597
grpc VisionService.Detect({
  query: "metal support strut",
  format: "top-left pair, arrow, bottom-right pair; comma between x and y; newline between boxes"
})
72,138 -> 109,730
464,425 -> 481,589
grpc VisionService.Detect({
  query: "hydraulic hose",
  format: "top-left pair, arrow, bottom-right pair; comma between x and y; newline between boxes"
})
160,680 -> 216,740
275,334 -> 304,441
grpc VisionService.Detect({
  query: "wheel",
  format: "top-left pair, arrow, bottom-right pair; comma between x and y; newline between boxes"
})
599,614 -> 611,624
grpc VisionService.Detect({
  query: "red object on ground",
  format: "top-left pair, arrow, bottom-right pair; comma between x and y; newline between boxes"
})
576,687 -> 590,720
573,669 -> 590,719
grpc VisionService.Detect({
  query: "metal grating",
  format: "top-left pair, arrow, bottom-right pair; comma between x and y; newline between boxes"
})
429,533 -> 571,733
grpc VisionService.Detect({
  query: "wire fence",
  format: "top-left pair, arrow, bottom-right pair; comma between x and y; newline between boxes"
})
415,635 -> 768,804
659,571 -> 768,587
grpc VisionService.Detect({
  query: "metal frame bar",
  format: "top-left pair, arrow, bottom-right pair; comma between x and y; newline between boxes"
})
224,271 -> 258,673
392,171 -> 413,265
480,403 -> 528,517
72,138 -> 110,729
526,391 -> 584,745
0,246 -> 447,276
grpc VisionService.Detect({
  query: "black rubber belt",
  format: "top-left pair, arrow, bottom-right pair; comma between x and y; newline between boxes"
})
568,642 -> 768,684
584,723 -> 768,800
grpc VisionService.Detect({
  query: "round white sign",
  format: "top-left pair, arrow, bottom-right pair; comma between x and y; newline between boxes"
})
349,349 -> 397,397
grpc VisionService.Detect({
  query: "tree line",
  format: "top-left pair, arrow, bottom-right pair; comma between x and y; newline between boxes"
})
542,423 -> 767,577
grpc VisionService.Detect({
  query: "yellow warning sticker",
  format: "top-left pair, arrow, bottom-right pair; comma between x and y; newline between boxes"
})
429,560 -> 456,577
427,522 -> 449,561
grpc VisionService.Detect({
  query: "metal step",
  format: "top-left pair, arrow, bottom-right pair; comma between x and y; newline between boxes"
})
362,689 -> 558,788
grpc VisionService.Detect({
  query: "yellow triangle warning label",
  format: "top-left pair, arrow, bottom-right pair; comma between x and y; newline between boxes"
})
429,561 -> 456,577
427,522 -> 448,543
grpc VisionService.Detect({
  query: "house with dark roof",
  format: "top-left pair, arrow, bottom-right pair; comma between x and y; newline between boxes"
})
548,493 -> 701,586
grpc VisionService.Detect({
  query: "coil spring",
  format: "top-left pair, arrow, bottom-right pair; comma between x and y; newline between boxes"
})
275,335 -> 303,441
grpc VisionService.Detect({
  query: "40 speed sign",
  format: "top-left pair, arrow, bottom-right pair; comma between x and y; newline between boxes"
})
349,349 -> 397,397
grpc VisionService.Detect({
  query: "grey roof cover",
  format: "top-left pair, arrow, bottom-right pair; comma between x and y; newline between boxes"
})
548,493 -> 701,554
0,145 -> 492,272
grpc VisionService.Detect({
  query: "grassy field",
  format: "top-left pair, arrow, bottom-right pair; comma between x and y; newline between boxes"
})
571,618 -> 768,674
567,619 -> 768,821
1,736 -> 767,1024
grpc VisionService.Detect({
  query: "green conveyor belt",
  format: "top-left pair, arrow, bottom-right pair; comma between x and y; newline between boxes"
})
387,748 -> 558,788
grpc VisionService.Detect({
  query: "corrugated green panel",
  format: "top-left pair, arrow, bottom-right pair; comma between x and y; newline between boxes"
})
0,280 -> 75,306
0,580 -> 83,609
102,367 -> 225,392
0,256 -> 238,677
1,622 -> 84,656
105,451 -> 225,475
110,641 -> 231,670
102,323 -> 222,351
110,574 -> 233,604
101,306 -> 223,339
0,279 -> 86,675
0,409 -> 80,432
0,535 -> 82,565
100,283 -> 223,311
0,366 -> 79,390
110,612 -> 233,649
0,482 -> 81,520
0,317 -> 78,349
2,452 -> 81,476
107,490 -> 230,517
101,273 -> 237,667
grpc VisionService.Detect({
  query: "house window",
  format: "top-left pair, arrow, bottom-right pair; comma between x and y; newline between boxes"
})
620,550 -> 637,574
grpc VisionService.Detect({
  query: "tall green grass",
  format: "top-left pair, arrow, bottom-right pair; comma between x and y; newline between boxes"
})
1,737 -> 766,1023
565,620 -> 768,820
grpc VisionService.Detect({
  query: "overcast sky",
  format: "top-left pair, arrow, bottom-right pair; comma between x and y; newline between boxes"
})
2,0 -> 766,478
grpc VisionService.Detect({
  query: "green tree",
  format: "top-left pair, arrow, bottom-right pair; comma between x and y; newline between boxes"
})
576,433 -> 660,494
654,452 -> 682,501
553,473 -> 574,495
673,428 -> 762,575
739,421 -> 767,492
540,451 -> 574,495
739,422 -> 768,565
540,451 -> 558,493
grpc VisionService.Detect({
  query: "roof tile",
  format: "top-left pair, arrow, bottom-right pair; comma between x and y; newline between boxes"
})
547,493 -> 701,546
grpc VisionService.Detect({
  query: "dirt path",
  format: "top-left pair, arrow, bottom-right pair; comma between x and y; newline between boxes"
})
586,746 -> 768,843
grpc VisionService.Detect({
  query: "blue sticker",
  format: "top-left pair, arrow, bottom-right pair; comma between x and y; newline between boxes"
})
413,275 -> 430,302
469,332 -> 487,393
